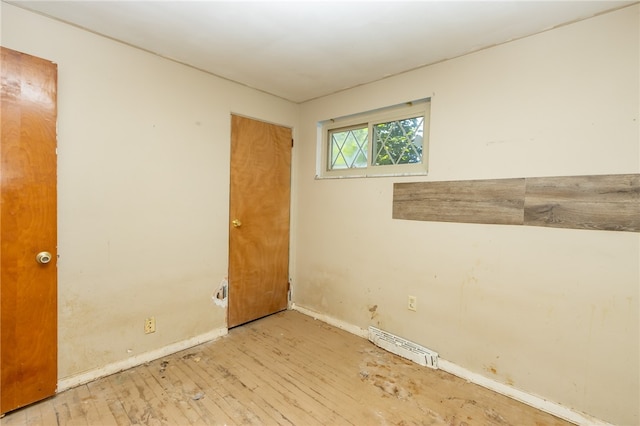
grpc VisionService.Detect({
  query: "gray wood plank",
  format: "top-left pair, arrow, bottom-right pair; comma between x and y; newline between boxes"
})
392,174 -> 639,232
525,174 -> 639,202
393,178 -> 525,225
524,174 -> 640,232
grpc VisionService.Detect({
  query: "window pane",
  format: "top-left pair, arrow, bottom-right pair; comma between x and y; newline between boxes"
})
373,116 -> 423,166
329,126 -> 368,170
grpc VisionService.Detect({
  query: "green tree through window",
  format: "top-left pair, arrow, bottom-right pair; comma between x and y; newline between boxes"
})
373,117 -> 423,166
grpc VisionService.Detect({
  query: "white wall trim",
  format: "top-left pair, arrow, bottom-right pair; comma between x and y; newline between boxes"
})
57,327 -> 228,392
291,303 -> 368,338
290,304 -> 611,426
437,360 -> 613,426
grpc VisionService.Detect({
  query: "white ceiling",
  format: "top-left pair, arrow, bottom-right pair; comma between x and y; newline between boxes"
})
8,1 -> 634,103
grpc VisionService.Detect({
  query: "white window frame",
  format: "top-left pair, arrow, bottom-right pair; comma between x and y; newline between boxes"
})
317,99 -> 430,179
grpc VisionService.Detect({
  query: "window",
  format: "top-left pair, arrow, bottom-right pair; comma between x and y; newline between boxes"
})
318,99 -> 430,178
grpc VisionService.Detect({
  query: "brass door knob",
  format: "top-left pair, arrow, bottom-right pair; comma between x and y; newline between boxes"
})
232,219 -> 242,228
36,251 -> 52,264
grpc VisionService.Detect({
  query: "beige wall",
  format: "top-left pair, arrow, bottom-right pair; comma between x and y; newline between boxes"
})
2,2 -> 638,425
1,3 -> 298,379
294,5 -> 639,426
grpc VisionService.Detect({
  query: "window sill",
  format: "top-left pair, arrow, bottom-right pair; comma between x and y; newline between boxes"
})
314,171 -> 429,180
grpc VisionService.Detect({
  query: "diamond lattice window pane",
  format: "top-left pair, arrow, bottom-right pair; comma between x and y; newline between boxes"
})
329,126 -> 368,170
373,116 -> 424,166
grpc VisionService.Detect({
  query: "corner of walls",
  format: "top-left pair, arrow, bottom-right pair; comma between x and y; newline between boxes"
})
2,2 -> 299,382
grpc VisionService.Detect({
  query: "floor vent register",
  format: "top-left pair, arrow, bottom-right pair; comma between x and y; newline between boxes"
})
368,326 -> 439,369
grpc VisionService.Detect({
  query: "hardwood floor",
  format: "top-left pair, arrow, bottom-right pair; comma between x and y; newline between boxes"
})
2,310 -> 572,425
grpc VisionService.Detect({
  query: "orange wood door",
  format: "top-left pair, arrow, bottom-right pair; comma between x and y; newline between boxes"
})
1,47 -> 58,414
228,115 -> 292,328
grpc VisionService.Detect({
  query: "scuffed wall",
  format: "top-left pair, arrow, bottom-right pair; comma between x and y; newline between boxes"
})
293,5 -> 639,425
1,3 -> 297,380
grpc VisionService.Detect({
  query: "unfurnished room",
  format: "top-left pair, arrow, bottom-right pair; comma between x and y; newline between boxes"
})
1,1 -> 638,425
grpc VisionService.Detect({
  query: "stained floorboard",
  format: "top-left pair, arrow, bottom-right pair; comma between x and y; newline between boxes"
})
2,310 -> 573,425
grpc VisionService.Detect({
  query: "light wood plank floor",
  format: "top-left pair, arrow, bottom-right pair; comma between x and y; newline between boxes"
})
3,310 -> 572,425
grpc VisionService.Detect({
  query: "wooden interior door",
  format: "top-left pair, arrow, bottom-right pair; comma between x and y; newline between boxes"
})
228,115 -> 292,328
1,47 -> 58,414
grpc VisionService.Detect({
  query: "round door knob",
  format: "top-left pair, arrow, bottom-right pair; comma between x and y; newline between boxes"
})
232,219 -> 242,228
36,251 -> 52,264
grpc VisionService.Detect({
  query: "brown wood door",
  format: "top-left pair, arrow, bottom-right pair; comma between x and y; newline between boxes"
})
228,115 -> 292,328
1,47 -> 58,414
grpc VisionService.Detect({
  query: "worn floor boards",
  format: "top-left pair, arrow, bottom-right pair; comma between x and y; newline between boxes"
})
2,310 -> 572,425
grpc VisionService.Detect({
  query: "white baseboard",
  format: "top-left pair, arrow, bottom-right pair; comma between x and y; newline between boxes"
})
291,303 -> 368,338
290,304 -> 611,426
437,360 -> 612,426
57,327 -> 228,392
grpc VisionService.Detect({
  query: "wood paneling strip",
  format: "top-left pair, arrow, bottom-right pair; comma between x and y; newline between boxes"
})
393,178 -> 526,225
393,174 -> 640,233
524,174 -> 640,232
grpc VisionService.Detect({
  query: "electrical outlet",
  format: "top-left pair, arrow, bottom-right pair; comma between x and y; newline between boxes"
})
144,317 -> 156,334
408,296 -> 417,311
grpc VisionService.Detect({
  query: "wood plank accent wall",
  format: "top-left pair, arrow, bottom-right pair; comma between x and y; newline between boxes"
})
392,179 -> 526,225
393,174 -> 640,233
